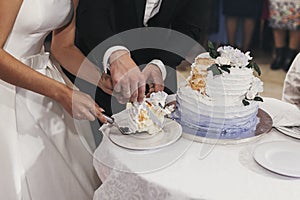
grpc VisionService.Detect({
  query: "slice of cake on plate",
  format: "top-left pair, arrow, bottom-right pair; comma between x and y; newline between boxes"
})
128,91 -> 173,134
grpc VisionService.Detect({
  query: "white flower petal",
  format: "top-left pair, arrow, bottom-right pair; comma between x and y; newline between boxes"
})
246,91 -> 256,100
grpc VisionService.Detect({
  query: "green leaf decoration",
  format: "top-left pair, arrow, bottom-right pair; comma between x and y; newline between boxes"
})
253,62 -> 261,76
242,99 -> 250,106
220,66 -> 231,73
245,63 -> 252,68
254,96 -> 264,102
210,51 -> 219,59
245,61 -> 261,76
207,64 -> 222,76
207,41 -> 220,59
208,41 -> 215,50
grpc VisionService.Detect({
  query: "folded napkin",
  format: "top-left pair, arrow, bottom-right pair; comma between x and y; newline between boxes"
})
259,97 -> 300,127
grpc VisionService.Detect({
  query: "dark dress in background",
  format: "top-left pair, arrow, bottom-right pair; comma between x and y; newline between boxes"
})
223,0 -> 263,19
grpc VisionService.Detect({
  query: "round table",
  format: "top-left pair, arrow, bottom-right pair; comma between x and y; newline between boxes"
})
93,98 -> 300,200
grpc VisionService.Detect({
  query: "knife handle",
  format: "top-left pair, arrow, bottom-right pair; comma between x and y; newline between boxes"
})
103,113 -> 115,124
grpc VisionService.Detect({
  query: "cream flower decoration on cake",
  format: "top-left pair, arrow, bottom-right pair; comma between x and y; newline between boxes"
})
217,46 -> 253,67
215,56 -> 231,66
246,77 -> 264,100
207,41 -> 263,106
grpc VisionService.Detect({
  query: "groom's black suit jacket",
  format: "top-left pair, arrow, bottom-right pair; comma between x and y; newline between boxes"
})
71,0 -> 207,117
76,0 -> 206,56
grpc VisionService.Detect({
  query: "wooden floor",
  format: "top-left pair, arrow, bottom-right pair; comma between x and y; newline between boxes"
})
176,50 -> 287,100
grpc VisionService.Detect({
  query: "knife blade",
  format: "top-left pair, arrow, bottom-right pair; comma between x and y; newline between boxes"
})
145,101 -> 164,128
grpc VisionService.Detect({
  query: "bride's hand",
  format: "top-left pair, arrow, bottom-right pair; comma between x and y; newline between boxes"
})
58,87 -> 107,123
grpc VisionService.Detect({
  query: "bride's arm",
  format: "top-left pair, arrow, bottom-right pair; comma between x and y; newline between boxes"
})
50,0 -> 113,95
0,0 -> 106,122
0,0 -> 63,101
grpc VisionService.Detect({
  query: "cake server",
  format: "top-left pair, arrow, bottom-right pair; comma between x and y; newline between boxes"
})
102,114 -> 132,135
102,113 -> 148,135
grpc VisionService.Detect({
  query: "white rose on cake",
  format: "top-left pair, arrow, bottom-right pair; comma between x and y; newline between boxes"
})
246,77 -> 264,100
215,56 -> 231,66
217,46 -> 253,67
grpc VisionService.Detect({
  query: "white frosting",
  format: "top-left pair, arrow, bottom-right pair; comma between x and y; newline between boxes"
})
149,91 -> 168,107
128,102 -> 163,134
176,49 -> 263,134
128,91 -> 170,134
206,67 -> 254,100
177,86 -> 259,119
186,52 -> 263,105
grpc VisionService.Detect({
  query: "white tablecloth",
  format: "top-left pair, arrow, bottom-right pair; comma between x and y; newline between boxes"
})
93,98 -> 300,200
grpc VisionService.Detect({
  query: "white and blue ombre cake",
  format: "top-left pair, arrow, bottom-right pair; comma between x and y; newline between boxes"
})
173,45 -> 264,139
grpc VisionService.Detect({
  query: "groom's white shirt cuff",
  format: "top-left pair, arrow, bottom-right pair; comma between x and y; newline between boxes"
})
147,59 -> 167,80
103,46 -> 167,80
102,46 -> 130,73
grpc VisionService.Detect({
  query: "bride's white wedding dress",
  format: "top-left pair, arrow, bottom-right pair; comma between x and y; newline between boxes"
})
0,0 -> 100,199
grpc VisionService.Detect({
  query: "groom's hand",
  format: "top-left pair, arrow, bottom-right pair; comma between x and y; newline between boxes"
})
142,63 -> 164,97
109,51 -> 145,103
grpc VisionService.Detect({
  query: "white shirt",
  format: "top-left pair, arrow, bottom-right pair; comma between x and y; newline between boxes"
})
143,0 -> 163,27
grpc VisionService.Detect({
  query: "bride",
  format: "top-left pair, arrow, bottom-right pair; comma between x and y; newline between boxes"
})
0,0 -> 112,199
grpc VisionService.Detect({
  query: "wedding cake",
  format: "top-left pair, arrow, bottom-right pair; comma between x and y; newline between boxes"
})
173,43 -> 264,139
128,91 -> 173,134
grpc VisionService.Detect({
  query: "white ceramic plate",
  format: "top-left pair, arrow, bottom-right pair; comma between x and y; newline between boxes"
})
253,141 -> 300,177
108,117 -> 182,151
276,126 -> 300,140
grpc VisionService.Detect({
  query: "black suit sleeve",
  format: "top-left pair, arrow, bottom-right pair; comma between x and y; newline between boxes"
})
148,0 -> 209,69
63,0 -> 127,118
172,0 -> 209,44
165,0 -> 209,64
150,0 -> 210,94
76,0 -> 114,49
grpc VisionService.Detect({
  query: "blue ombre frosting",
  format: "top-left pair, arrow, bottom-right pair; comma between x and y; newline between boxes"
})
173,102 -> 259,139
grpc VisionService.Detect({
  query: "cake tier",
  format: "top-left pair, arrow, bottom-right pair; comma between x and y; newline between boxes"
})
206,67 -> 253,100
190,52 -> 254,103
177,86 -> 258,117
175,48 -> 262,139
174,86 -> 259,139
178,118 -> 258,139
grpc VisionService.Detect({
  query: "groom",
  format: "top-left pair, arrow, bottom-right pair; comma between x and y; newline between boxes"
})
71,0 -> 208,143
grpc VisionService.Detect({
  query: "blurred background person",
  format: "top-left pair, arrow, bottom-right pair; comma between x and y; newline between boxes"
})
269,0 -> 300,71
208,0 -> 229,47
223,0 -> 264,51
282,53 -> 300,108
